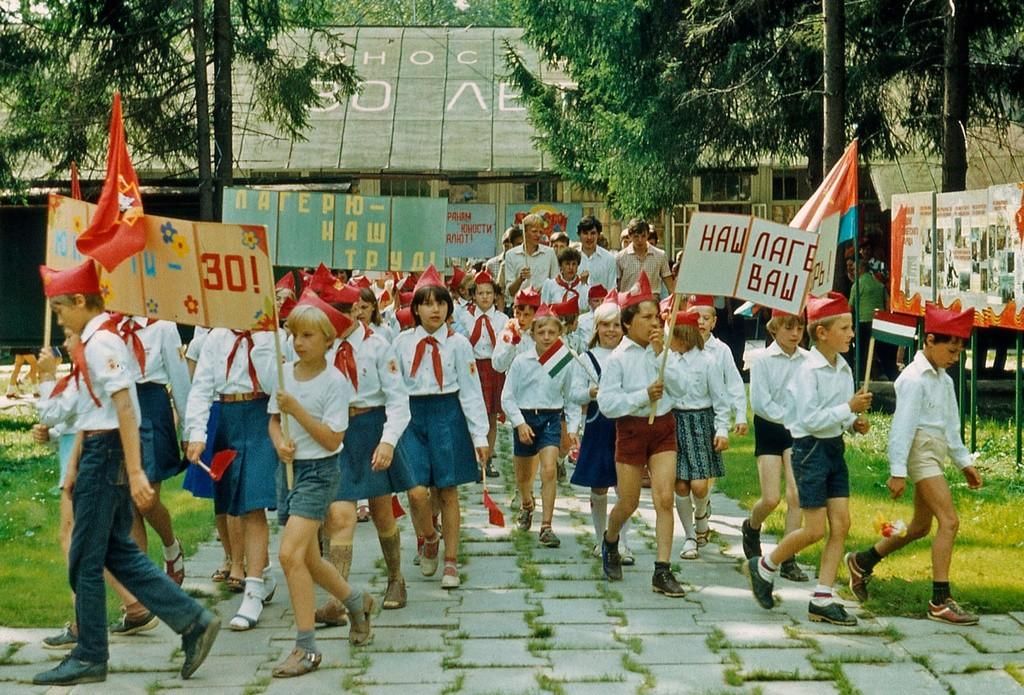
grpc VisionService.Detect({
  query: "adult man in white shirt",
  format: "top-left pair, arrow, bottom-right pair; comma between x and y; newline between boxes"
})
575,216 -> 617,292
500,213 -> 559,298
616,218 -> 675,297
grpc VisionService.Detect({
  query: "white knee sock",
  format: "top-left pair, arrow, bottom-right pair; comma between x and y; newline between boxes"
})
693,493 -> 710,533
675,494 -> 695,539
620,516 -> 633,551
590,492 -> 608,544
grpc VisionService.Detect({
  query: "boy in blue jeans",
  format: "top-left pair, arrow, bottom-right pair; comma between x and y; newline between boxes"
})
33,260 -> 219,686
845,304 -> 982,625
746,292 -> 872,625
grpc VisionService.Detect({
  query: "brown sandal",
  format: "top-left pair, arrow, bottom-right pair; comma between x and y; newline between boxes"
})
271,648 -> 322,678
225,575 -> 245,593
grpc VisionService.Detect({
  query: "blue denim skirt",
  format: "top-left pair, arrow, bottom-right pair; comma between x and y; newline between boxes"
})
336,406 -> 418,501
212,398 -> 277,515
395,393 -> 478,489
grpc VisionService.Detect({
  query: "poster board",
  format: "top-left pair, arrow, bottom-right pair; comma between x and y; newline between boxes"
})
675,212 -> 751,297
46,195 -> 276,331
447,203 -> 497,259
504,202 -> 582,241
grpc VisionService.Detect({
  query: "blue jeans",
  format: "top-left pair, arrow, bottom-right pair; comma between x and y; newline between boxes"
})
69,432 -> 204,664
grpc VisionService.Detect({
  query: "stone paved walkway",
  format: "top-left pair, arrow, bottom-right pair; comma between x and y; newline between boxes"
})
2,430 -> 1024,694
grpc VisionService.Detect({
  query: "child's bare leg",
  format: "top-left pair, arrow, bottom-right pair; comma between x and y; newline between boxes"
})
227,514 -> 245,578
607,464 -> 641,540
750,456 -> 783,528
781,452 -> 802,534
406,485 -> 434,541
140,481 -> 175,547
514,455 -> 539,509
817,497 -> 850,586
214,513 -> 232,569
648,452 -> 677,563
279,516 -> 323,632
438,487 -> 460,562
769,507 -> 827,565
537,447 -> 558,525
486,413 -> 498,456
242,509 -> 269,577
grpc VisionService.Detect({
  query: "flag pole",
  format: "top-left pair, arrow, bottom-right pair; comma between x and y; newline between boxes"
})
648,292 -> 684,424
270,295 -> 294,490
861,336 -> 876,393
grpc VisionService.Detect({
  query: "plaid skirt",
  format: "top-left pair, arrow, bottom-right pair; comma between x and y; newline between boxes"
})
674,408 -> 724,481
476,358 -> 505,416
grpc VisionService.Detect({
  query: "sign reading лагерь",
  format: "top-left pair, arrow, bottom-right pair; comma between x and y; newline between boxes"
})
221,188 -> 447,271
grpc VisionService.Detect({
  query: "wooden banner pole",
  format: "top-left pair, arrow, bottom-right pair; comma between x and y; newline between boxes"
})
648,293 -> 684,424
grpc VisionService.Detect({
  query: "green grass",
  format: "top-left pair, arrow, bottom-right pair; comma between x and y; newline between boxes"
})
0,410 -> 218,626
718,411 -> 1024,616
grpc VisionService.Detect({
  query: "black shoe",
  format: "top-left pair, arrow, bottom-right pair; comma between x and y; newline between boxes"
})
601,534 -> 623,581
33,655 -> 107,685
808,601 -> 858,626
181,610 -> 221,679
110,610 -> 159,635
652,567 -> 686,597
741,519 -> 761,560
780,558 -> 809,582
746,557 -> 776,609
42,623 -> 78,650
485,461 -> 500,478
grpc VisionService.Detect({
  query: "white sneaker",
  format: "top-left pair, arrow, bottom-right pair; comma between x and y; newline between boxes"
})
679,537 -> 699,560
441,562 -> 460,589
591,543 -> 601,558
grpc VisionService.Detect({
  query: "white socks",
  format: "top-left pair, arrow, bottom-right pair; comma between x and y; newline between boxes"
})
590,492 -> 608,544
230,577 -> 266,629
810,584 -> 834,606
693,494 -> 710,534
162,538 -> 181,562
757,555 -> 779,582
675,494 -> 695,539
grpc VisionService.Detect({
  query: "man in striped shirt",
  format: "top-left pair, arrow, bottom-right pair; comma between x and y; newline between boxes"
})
616,218 -> 674,297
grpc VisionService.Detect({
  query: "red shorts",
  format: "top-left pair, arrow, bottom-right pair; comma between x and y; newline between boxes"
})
476,358 -> 505,416
615,413 -> 677,467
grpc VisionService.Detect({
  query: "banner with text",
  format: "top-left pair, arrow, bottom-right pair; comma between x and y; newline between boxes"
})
676,211 -> 818,314
504,202 -> 583,241
222,187 -> 447,271
447,204 -> 497,258
808,213 -> 839,298
47,195 -> 276,331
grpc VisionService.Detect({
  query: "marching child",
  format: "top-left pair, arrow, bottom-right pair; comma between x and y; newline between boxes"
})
596,272 -> 686,597
747,292 -> 872,625
542,247 -> 589,314
456,269 -> 508,478
682,295 -> 748,548
844,304 -> 982,624
313,283 -> 416,625
663,311 -> 731,561
392,266 -> 490,589
501,304 -> 580,547
491,287 -> 540,373
110,314 -> 191,591
741,309 -> 810,582
33,261 -> 219,686
185,318 -> 280,629
569,299 -> 636,564
267,295 -> 373,677
575,284 -> 609,341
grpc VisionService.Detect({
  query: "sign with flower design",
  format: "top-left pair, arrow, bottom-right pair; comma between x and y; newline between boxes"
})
46,194 -> 277,331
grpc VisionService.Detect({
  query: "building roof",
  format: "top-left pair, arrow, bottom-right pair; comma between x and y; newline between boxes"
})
234,26 -> 569,177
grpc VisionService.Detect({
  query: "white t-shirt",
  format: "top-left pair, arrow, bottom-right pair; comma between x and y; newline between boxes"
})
268,362 -> 353,460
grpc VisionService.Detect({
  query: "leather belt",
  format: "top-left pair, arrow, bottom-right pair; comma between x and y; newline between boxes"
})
219,391 -> 268,403
82,429 -> 116,439
349,405 -> 383,418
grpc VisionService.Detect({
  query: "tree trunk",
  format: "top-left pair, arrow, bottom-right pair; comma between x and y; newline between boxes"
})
942,0 -> 969,193
193,0 -> 213,220
212,0 -> 233,219
805,101 -> 824,189
822,0 -> 845,171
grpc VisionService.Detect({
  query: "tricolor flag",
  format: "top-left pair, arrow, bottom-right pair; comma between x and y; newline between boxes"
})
871,310 -> 918,348
791,139 -> 859,244
538,339 -> 573,378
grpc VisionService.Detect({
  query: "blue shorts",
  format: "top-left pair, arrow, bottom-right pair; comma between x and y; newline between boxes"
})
513,409 -> 563,458
790,436 -> 849,508
277,455 -> 340,525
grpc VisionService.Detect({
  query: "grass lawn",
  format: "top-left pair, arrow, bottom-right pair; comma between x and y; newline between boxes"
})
718,411 -> 1024,617
0,408 -> 218,627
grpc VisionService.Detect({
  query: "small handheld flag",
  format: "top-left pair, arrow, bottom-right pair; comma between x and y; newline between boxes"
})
538,338 -> 573,378
871,310 -> 918,348
483,488 -> 505,527
194,449 -> 236,482
391,493 -> 407,519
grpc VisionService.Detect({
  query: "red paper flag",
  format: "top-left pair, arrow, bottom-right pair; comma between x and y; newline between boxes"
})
70,161 -> 82,200
76,92 -> 145,271
483,488 -> 505,527
391,494 -> 406,519
208,449 -> 237,482
790,139 -> 859,243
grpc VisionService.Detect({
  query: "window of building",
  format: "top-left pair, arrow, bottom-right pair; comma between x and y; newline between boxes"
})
379,178 -> 432,197
771,170 -> 813,201
699,172 -> 752,202
523,179 -> 558,202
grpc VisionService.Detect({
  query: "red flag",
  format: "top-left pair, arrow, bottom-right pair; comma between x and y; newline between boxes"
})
76,92 -> 145,271
483,488 -> 505,527
790,139 -> 859,243
391,494 -> 406,519
70,161 -> 81,200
